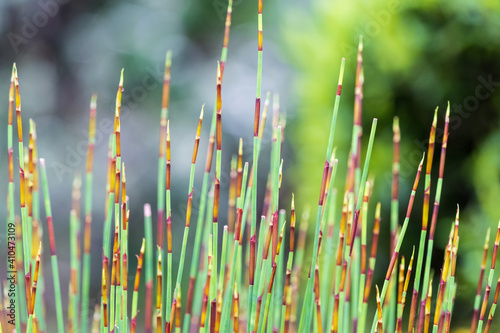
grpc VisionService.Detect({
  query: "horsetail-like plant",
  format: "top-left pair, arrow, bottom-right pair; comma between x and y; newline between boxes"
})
420,102 -> 450,330
165,118 -> 172,332
5,2 -> 500,333
130,238 -> 145,333
247,0 -> 264,328
212,64 -> 223,328
299,57 -> 346,333
408,107 -> 438,332
156,248 -> 162,333
26,242 -> 41,333
39,158 -> 64,333
220,160 -> 249,333
484,276 -> 500,333
69,208 -> 79,332
172,105 -> 204,325
81,93 -> 97,333
477,221 -> 500,332
472,228 -> 491,332
389,115 -> 400,333
370,153 -> 424,333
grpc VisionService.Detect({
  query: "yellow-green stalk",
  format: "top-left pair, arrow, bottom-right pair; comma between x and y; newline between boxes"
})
7,66 -> 22,333
39,158 -> 64,332
388,115 -> 400,333
165,120 -> 172,332
212,64 -> 223,328
102,254 -> 109,333
358,203 -> 381,333
201,234 -> 213,333
144,203 -> 154,333
247,0 -> 264,328
121,164 -> 129,333
26,242 -> 41,333
376,286 -> 384,333
420,103 -> 450,331
432,235 -> 452,333
156,248 -> 163,333
300,59 -> 346,333
484,276 -> 500,333
172,106 -> 204,328
471,229 -> 490,332
396,248 -> 414,333
14,66 -> 31,299
409,108 -> 438,332
158,51 -> 171,329
131,238 -> 145,333
220,160 -> 249,332
102,137 -> 115,332
260,224 -> 285,332
369,154 -> 424,333
82,93 -> 97,333
477,220 -> 500,333
70,209 -> 79,332
356,182 -> 371,333
280,195 -> 295,333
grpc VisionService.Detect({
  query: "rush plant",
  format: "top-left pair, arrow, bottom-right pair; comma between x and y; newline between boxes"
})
2,0 -> 499,333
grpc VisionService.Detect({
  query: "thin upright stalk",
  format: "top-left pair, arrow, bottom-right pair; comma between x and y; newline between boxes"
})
370,154 -> 424,333
70,209 -> 79,332
26,243 -> 41,333
396,249 -> 414,333
81,93 -> 97,333
409,108 -> 438,332
471,229 -> 490,332
184,1 -> 234,328
158,51 -> 171,329
102,255 -> 109,333
7,65 -> 21,333
220,161 -> 249,332
388,116 -> 400,333
477,221 -> 500,332
144,204 -> 154,333
432,237 -> 452,333
355,181 -> 371,332
39,158 -> 64,333
376,286 -> 384,333
248,0 -> 264,328
212,64 -> 223,329
260,225 -> 285,333
420,103 -> 450,331
131,239 -> 145,333
165,120 -> 172,332
201,235 -> 213,333
358,202 -> 381,333
121,165 -> 129,333
281,196 -> 295,333
300,58 -> 346,333
484,276 -> 500,333
157,249 -> 163,333
173,106 -> 204,326
102,138 -> 115,331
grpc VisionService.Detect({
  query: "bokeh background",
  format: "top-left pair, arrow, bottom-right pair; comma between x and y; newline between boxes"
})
0,0 -> 500,331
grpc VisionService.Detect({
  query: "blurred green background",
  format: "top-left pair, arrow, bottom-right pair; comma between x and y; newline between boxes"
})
0,0 -> 500,331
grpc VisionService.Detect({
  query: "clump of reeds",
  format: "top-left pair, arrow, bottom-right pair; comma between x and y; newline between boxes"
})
2,0 -> 500,333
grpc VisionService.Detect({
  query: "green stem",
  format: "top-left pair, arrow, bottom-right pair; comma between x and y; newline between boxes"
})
369,154 -> 425,333
39,158 -> 64,333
